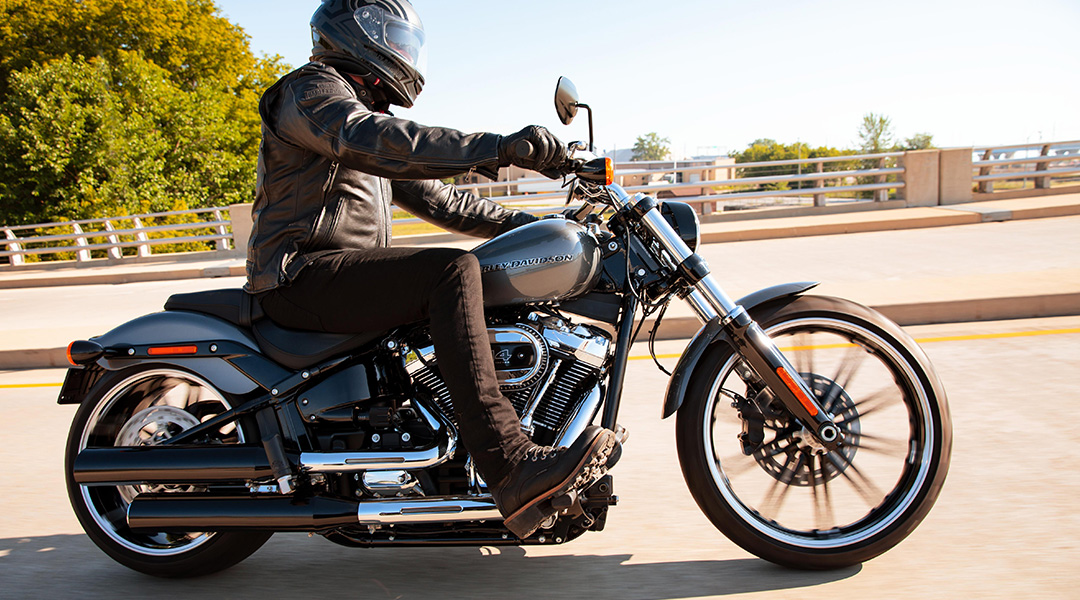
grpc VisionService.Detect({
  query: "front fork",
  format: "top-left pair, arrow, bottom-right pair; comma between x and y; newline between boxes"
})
609,185 -> 841,450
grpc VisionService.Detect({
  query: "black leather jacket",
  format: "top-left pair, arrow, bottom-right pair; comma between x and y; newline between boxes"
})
245,62 -> 536,293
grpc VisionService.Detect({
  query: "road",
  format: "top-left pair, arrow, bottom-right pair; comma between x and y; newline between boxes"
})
1,316 -> 1078,599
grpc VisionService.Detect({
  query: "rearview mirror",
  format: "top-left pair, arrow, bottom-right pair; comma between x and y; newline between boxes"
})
554,76 -> 579,125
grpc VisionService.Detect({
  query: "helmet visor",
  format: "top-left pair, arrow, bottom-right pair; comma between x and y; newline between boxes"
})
354,5 -> 427,78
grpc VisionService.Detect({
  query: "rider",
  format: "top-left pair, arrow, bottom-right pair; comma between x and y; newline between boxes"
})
245,0 -> 618,539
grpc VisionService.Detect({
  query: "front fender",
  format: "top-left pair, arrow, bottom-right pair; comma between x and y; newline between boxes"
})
661,282 -> 818,418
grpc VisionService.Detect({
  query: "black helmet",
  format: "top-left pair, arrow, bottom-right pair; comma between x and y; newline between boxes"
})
311,0 -> 426,108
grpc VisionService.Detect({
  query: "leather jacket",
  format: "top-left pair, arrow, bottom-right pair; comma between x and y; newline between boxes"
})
246,62 -> 536,293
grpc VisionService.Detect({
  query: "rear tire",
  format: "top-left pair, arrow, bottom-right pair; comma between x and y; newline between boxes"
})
65,365 -> 272,577
676,295 -> 951,569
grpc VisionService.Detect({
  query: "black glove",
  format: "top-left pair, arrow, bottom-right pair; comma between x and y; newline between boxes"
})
498,125 -> 567,175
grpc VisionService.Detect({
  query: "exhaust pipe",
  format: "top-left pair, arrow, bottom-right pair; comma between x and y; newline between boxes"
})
127,494 -> 359,532
73,446 -> 278,485
127,494 -> 502,532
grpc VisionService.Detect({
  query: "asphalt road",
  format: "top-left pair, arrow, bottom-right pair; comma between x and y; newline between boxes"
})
1,316 -> 1078,599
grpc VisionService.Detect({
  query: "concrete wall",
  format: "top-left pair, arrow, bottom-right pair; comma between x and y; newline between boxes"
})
899,150 -> 940,207
939,148 -> 974,205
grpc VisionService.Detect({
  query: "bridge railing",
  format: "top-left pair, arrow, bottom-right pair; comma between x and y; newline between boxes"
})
973,140 -> 1080,197
399,151 -> 906,223
1,207 -> 232,266
4,142 -> 1079,267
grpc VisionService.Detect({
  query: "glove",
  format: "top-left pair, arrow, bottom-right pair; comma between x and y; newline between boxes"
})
498,125 -> 567,176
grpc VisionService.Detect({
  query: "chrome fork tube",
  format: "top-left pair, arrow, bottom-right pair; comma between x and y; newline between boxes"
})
606,183 -> 840,448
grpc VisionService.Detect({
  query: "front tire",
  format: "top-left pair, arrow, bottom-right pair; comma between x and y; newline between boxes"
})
65,366 -> 272,577
676,295 -> 951,569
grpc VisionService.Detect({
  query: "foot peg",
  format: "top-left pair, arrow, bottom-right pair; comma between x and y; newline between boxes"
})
551,490 -> 577,510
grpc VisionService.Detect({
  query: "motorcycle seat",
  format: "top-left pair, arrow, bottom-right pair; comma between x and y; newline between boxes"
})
164,289 -> 381,370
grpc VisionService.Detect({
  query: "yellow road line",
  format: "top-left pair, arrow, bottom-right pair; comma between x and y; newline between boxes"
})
629,327 -> 1080,361
2,328 -> 1078,389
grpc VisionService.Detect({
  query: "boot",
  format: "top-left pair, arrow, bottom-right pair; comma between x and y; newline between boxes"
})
491,426 -> 619,539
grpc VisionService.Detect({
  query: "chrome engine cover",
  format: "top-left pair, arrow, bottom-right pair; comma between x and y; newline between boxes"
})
407,314 -> 612,445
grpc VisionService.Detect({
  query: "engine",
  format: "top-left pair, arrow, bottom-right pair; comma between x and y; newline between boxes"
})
408,313 -> 612,447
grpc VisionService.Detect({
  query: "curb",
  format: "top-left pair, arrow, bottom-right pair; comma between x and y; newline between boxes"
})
10,292 -> 1080,371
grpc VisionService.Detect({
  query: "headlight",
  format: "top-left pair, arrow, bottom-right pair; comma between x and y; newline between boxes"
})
659,201 -> 700,252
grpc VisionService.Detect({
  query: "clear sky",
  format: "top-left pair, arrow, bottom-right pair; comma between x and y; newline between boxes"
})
214,0 -> 1080,158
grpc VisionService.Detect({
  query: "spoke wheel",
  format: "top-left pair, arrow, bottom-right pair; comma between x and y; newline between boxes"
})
676,295 -> 951,569
65,366 -> 271,577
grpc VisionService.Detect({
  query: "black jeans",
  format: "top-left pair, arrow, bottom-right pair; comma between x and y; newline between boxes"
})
260,247 -> 531,484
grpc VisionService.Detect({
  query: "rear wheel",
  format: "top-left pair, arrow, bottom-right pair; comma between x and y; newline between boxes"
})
676,295 -> 951,569
65,366 -> 271,577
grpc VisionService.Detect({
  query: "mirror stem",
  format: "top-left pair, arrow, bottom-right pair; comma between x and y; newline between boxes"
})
576,103 -> 595,153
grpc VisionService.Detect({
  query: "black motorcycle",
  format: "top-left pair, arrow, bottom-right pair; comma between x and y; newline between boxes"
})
59,78 -> 951,577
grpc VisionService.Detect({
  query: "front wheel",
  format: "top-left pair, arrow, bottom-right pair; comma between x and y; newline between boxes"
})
676,295 -> 951,569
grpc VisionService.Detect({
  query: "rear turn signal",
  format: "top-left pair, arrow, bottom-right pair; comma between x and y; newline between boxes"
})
67,340 -> 104,366
604,157 -> 614,185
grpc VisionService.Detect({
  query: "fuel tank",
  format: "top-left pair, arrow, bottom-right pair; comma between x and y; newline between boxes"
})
472,219 -> 601,307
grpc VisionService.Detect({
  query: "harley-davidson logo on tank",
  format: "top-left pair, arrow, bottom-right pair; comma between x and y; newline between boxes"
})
480,254 -> 574,273
471,220 -> 602,307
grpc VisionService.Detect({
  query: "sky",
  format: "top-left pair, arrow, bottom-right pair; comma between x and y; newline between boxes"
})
214,0 -> 1080,158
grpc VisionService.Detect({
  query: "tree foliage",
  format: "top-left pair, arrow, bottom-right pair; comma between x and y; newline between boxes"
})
0,0 -> 288,225
632,132 -> 671,161
729,139 -> 857,190
857,113 -> 895,155
899,132 -> 935,151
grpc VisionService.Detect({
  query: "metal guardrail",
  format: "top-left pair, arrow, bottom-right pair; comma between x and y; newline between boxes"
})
442,152 -> 905,217
1,207 -> 231,266
973,140 -> 1080,194
4,142 -> 1077,267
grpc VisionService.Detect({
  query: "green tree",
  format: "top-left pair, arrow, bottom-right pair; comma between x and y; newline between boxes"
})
0,0 -> 288,225
899,132 -> 935,151
0,53 -> 261,224
729,139 -> 857,190
632,132 -> 671,161
857,113 -> 895,154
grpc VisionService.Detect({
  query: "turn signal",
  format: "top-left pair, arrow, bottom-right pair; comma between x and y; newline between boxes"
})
67,340 -> 104,366
604,157 -> 614,185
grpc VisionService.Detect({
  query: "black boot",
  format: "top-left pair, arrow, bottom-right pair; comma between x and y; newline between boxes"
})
491,426 -> 620,539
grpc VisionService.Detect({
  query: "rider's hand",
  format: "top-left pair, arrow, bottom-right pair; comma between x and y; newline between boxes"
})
498,125 -> 567,177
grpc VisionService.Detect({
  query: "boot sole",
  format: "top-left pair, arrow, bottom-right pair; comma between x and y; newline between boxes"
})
503,430 -> 617,539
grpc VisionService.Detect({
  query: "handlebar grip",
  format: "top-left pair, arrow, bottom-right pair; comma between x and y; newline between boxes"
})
514,139 -> 534,160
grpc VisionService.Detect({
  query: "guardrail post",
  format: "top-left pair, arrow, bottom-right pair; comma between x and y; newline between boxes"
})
977,148 -> 995,193
71,223 -> 92,262
3,228 -> 24,266
813,162 -> 826,207
874,157 -> 888,202
1035,144 -> 1052,189
939,147 -> 974,205
102,221 -> 123,259
898,150 -> 940,206
212,210 -> 229,251
131,218 -> 152,257
228,203 -> 254,252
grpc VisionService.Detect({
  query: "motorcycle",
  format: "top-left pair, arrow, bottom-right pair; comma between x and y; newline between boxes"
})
59,77 -> 951,577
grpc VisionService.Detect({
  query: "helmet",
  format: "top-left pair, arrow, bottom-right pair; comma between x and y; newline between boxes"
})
311,0 -> 427,108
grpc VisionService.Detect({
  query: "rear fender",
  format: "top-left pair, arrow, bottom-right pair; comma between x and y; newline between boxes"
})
661,282 -> 818,418
58,312 -> 288,403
